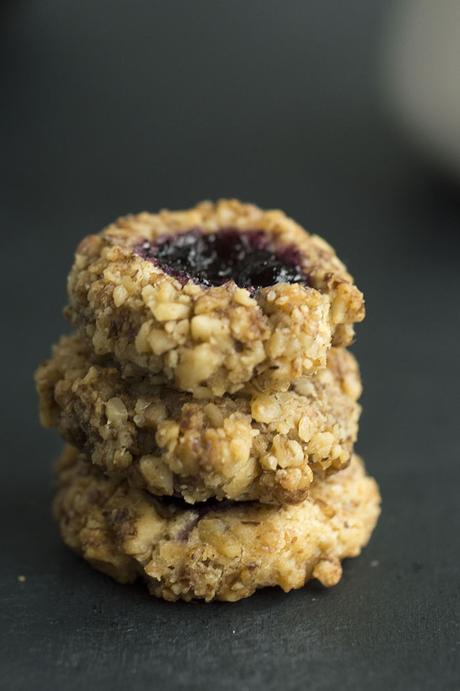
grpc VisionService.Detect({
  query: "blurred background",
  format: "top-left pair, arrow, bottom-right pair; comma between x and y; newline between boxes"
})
1,2 -> 459,689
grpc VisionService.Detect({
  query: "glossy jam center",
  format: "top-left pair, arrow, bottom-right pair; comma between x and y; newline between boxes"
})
136,228 -> 309,291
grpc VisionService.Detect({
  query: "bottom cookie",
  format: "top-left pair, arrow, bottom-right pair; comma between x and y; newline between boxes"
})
54,447 -> 380,602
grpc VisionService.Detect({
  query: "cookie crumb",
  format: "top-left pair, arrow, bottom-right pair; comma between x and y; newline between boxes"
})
17,575 -> 26,583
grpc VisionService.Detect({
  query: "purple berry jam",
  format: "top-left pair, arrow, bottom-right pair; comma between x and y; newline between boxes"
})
135,228 -> 309,292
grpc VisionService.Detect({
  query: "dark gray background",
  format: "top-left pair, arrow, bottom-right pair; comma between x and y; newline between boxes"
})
1,1 -> 459,689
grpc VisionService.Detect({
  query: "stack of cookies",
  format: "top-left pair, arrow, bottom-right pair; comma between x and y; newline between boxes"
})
35,200 -> 380,602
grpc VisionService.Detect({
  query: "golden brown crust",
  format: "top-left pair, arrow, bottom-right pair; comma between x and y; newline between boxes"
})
54,447 -> 380,602
66,200 -> 364,396
36,334 -> 361,504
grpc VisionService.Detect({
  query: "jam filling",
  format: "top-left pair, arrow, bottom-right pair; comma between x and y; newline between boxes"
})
135,228 -> 309,291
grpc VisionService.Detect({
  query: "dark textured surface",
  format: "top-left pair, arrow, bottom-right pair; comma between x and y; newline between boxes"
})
1,2 -> 459,690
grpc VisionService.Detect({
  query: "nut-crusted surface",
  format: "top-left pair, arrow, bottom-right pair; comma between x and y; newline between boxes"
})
36,333 -> 361,504
66,200 -> 364,396
54,447 -> 380,602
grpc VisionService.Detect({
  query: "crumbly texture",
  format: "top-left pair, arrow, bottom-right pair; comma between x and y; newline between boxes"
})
66,200 -> 365,396
54,447 -> 380,602
36,334 -> 361,504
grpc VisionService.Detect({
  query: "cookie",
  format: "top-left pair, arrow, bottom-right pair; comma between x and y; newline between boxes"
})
66,200 -> 364,396
54,447 -> 380,602
36,333 -> 361,504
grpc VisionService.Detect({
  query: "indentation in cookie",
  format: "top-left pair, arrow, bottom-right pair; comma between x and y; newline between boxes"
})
135,228 -> 310,291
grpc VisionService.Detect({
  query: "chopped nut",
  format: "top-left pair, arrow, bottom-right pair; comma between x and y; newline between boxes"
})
113,284 -> 128,307
106,398 -> 128,426
152,302 -> 190,322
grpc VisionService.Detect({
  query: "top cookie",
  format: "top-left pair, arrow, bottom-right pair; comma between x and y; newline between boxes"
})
67,200 -> 364,396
